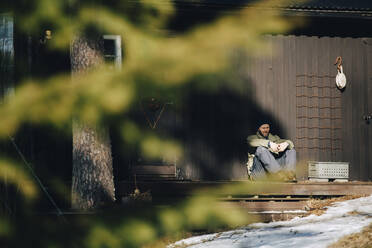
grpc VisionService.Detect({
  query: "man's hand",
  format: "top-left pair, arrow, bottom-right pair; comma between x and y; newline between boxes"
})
269,142 -> 280,153
278,142 -> 289,152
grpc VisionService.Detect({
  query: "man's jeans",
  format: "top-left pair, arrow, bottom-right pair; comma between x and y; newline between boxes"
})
250,146 -> 296,180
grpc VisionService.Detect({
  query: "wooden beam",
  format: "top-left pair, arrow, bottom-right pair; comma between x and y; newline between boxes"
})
132,165 -> 176,175
219,201 -> 308,211
117,181 -> 372,197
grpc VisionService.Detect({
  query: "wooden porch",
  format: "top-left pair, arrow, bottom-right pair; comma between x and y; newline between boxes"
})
117,180 -> 372,216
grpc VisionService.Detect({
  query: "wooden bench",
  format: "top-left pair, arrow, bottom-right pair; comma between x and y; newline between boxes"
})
131,165 -> 177,181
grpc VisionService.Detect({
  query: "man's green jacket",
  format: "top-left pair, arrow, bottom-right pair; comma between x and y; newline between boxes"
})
247,132 -> 294,154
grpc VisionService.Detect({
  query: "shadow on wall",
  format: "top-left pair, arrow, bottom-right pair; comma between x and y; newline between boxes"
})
111,74 -> 285,181
177,83 -> 284,180
110,70 -> 286,182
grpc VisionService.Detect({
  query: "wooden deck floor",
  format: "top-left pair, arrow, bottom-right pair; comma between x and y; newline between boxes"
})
118,180 -> 372,215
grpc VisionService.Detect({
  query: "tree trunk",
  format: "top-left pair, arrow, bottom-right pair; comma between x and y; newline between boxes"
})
70,37 -> 115,210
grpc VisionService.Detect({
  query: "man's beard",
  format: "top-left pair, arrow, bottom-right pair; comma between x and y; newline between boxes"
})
259,130 -> 269,138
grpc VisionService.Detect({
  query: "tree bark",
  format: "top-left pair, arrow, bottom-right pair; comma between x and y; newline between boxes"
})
70,37 -> 115,210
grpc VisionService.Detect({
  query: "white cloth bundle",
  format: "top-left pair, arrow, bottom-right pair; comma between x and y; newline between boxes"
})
336,65 -> 347,89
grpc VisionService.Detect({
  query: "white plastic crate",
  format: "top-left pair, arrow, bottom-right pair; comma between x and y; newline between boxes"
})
308,161 -> 349,179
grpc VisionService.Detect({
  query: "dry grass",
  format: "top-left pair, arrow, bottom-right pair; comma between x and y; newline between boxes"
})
304,195 -> 366,216
328,223 -> 372,248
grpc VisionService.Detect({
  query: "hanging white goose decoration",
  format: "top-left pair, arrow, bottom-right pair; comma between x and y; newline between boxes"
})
334,56 -> 346,90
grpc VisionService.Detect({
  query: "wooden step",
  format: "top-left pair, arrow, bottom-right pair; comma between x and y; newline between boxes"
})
131,165 -> 177,181
219,201 -> 308,211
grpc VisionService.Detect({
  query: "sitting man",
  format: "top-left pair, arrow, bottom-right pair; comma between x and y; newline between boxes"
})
247,121 -> 296,181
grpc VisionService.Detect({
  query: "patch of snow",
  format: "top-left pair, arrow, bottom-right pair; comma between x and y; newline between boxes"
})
169,195 -> 372,248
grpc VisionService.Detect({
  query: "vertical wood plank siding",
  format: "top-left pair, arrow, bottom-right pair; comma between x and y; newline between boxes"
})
178,35 -> 371,181
341,37 -> 353,177
367,38 -> 372,180
241,35 -> 371,181
288,36 -> 296,145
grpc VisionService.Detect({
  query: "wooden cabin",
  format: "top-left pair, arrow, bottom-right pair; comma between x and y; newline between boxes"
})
146,0 -> 372,182
1,1 -> 372,202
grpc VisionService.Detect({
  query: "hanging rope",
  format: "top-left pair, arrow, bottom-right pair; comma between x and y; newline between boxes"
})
334,56 -> 342,72
140,100 -> 167,129
8,135 -> 66,222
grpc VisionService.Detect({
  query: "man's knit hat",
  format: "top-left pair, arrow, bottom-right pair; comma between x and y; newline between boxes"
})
257,119 -> 270,129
